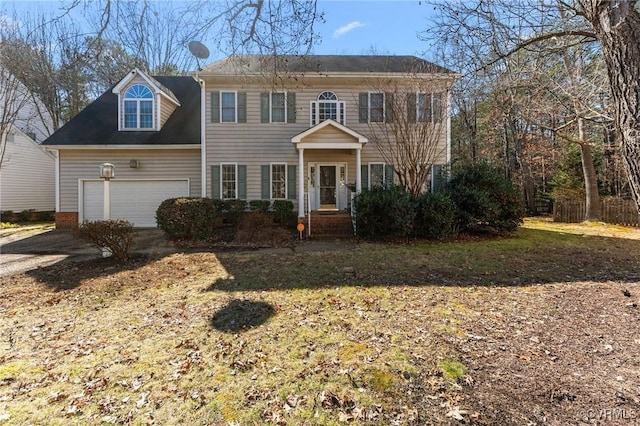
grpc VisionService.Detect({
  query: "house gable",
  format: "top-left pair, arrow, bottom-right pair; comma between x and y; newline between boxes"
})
112,69 -> 181,131
292,119 -> 367,150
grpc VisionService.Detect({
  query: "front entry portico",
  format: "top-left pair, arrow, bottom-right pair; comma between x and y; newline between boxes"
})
291,120 -> 368,218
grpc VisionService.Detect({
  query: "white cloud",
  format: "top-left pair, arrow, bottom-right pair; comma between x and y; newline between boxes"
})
333,21 -> 366,38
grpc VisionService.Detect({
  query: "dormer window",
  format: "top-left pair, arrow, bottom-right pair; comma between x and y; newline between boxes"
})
311,91 -> 345,126
124,84 -> 154,129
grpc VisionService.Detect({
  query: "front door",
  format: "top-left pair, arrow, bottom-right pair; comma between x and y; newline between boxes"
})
319,165 -> 337,210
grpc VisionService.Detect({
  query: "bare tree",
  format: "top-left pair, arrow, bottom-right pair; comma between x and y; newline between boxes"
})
0,19 -> 37,167
0,65 -> 31,168
365,78 -> 451,197
422,0 -> 616,220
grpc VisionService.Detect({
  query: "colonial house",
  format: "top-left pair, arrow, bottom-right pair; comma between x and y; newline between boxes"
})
44,55 -> 457,231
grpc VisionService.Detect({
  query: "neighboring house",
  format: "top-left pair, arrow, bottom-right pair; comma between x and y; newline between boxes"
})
0,67 -> 56,213
0,127 -> 55,212
44,56 -> 457,229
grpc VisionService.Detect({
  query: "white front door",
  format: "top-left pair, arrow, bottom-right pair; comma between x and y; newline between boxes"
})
309,163 -> 347,211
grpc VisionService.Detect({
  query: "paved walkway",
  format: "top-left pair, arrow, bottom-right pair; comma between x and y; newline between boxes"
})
0,225 -> 355,277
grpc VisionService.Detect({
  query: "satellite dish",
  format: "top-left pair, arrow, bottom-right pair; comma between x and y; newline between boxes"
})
188,41 -> 210,59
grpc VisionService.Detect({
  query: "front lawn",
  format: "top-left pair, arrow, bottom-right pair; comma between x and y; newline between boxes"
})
1,219 -> 639,425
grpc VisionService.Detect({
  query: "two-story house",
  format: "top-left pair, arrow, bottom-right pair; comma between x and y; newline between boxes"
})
44,55 -> 457,229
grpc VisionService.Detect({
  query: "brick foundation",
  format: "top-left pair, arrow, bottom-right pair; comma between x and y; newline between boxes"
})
55,212 -> 79,229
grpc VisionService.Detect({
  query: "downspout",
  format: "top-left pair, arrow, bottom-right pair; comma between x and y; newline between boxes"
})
54,149 -> 60,212
199,77 -> 206,197
446,89 -> 452,167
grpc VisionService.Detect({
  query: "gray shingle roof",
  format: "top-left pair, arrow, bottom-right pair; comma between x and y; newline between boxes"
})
201,55 -> 454,75
43,76 -> 200,146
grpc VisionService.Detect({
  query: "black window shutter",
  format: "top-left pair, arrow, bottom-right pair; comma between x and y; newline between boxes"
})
407,93 -> 416,123
211,91 -> 220,123
261,165 -> 270,199
287,92 -> 296,123
361,165 -> 369,189
260,92 -> 270,123
211,165 -> 221,198
359,93 -> 368,123
238,165 -> 247,199
287,165 -> 297,199
385,92 -> 394,123
237,92 -> 247,123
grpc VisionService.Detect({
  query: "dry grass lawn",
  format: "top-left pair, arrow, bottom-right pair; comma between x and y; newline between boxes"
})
1,218 -> 639,425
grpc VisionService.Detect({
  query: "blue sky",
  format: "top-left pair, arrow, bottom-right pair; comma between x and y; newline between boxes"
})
314,1 -> 435,57
4,0 -> 436,59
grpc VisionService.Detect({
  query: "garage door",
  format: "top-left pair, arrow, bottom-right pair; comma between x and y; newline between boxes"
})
81,179 -> 189,227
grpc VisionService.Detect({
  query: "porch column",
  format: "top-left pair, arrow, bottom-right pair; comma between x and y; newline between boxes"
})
355,147 -> 362,193
298,148 -> 305,218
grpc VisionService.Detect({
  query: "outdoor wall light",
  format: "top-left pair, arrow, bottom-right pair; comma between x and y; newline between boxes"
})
99,162 -> 115,180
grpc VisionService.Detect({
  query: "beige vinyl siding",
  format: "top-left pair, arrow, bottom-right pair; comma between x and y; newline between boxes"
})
0,131 -> 55,211
58,149 -> 201,212
204,83 -> 449,201
159,101 -> 177,127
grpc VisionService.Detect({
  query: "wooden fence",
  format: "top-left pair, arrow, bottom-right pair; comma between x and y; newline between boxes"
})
553,198 -> 640,227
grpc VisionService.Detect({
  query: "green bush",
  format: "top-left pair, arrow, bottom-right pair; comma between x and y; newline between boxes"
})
18,209 -> 35,222
249,200 -> 271,212
76,220 -> 134,263
354,185 -> 416,240
156,197 -> 219,240
212,199 -> 247,224
448,162 -> 524,234
39,211 -> 55,221
414,192 -> 459,240
272,200 -> 295,224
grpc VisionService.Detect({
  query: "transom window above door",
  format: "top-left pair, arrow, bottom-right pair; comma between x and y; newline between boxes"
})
311,91 -> 346,126
124,84 -> 154,129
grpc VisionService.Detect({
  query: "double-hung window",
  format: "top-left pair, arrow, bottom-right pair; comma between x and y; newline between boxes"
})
310,91 -> 346,125
221,163 -> 237,199
261,92 -> 296,123
359,92 -> 390,123
211,91 -> 246,123
369,163 -> 386,188
369,93 -> 385,123
124,84 -> 154,129
271,163 -> 287,199
417,92 -> 444,123
221,91 -> 237,123
271,93 -> 286,123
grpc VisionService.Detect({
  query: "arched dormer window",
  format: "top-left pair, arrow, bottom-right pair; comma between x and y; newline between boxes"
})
311,91 -> 345,126
124,84 -> 154,129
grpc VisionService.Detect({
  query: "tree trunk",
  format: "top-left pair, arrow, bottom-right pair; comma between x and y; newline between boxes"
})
581,0 -> 640,212
579,142 -> 602,220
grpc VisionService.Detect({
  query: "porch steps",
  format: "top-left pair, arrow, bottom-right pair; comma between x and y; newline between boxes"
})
305,213 -> 355,239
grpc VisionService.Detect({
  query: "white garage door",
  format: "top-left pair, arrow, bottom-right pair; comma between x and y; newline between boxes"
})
81,179 -> 189,227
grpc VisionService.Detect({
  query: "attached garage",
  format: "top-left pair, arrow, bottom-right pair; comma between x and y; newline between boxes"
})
80,179 -> 189,227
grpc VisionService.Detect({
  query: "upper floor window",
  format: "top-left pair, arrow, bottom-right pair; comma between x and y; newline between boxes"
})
221,92 -> 237,122
211,91 -> 246,124
124,84 -> 153,129
417,92 -> 444,123
311,91 -> 346,126
261,92 -> 296,123
359,92 -> 392,123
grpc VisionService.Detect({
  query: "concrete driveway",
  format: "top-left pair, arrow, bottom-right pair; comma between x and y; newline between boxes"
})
0,226 -> 171,278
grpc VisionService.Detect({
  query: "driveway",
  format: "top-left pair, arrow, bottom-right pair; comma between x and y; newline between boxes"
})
0,226 -> 171,278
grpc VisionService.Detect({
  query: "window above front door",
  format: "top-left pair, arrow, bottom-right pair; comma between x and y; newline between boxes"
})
310,91 -> 346,126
